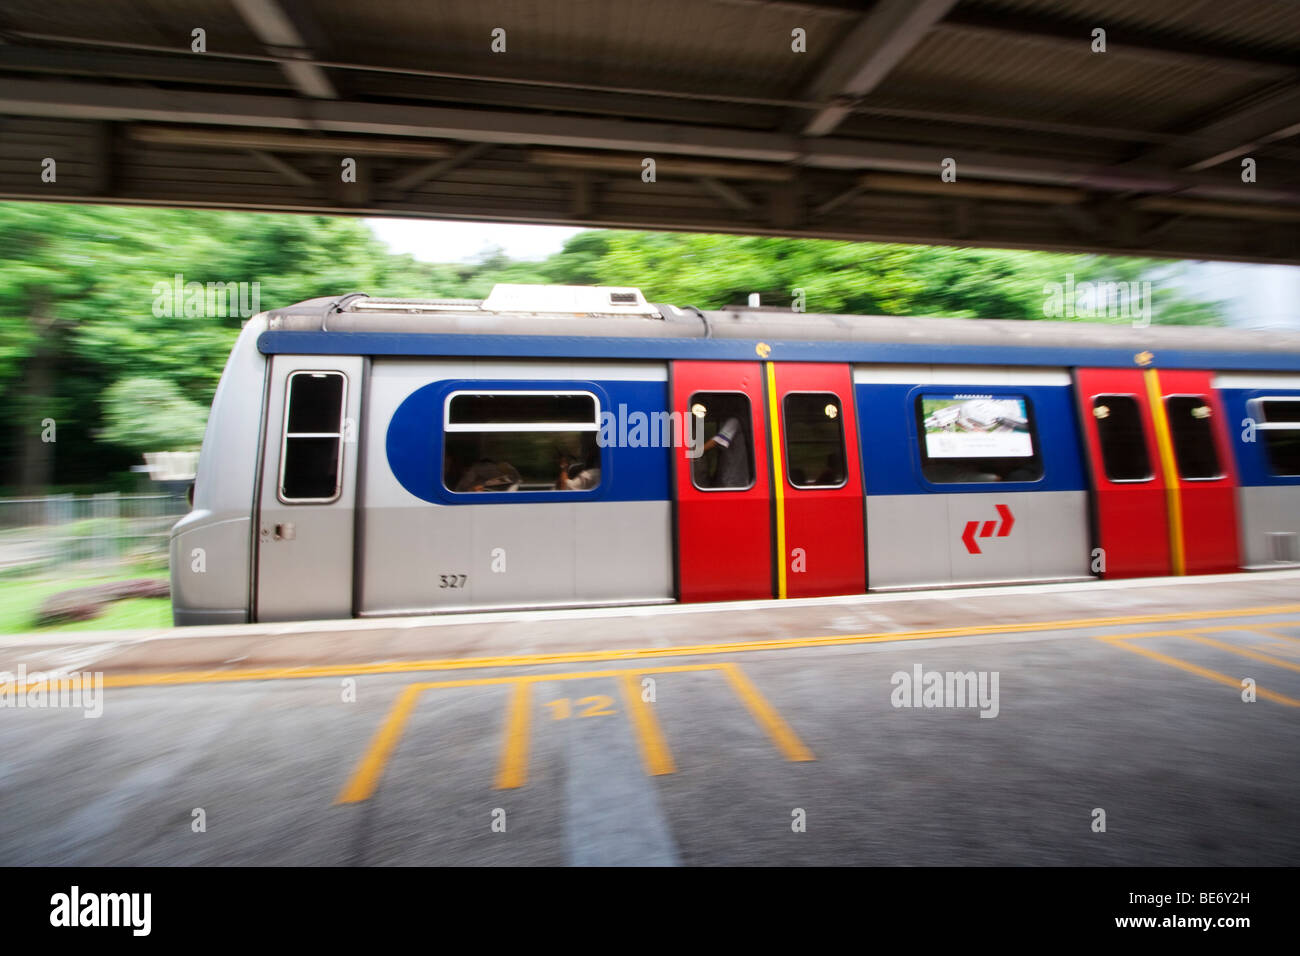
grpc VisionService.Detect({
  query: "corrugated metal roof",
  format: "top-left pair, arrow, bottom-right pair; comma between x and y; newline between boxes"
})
0,0 -> 1296,262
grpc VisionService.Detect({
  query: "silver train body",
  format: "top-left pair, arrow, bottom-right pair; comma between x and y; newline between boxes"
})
170,285 -> 1300,625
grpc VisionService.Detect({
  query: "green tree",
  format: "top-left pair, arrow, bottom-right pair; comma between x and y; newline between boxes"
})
99,377 -> 208,452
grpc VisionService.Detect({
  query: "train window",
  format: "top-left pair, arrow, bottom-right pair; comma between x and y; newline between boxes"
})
1164,395 -> 1222,480
783,393 -> 847,488
1250,398 -> 1300,476
443,390 -> 601,492
689,392 -> 755,491
447,392 -> 597,428
279,371 -> 346,502
915,393 -> 1043,483
1092,395 -> 1152,482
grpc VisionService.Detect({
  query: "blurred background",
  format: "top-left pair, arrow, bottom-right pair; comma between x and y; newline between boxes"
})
0,202 -> 1296,633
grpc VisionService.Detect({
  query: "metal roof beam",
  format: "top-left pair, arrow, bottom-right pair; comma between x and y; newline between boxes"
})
247,149 -> 313,188
1168,84 -> 1300,171
388,141 -> 493,193
940,5 -> 1300,77
802,0 -> 957,137
230,0 -> 337,99
3,78 -> 1297,205
697,177 -> 756,214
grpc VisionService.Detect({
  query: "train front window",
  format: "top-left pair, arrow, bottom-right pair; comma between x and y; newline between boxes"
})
1251,398 -> 1300,476
279,371 -> 346,503
1165,395 -> 1222,480
784,393 -> 846,488
915,393 -> 1042,483
1093,395 -> 1151,482
443,390 -> 602,493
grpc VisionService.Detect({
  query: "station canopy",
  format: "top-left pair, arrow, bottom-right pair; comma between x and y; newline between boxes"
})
1,0 -> 1297,263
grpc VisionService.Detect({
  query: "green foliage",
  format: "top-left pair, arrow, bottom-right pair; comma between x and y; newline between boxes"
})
0,201 -> 1228,492
546,231 -> 1227,324
100,377 -> 208,452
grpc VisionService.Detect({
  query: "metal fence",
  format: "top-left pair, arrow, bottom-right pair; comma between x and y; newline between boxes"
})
0,493 -> 188,576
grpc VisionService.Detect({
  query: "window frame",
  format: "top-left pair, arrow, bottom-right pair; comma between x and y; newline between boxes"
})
444,389 -> 601,433
912,390 -> 1044,486
688,389 -> 757,493
440,388 -> 603,495
278,369 -> 348,505
1091,393 -> 1154,484
781,390 -> 848,490
1248,396 -> 1300,477
1162,393 -> 1224,482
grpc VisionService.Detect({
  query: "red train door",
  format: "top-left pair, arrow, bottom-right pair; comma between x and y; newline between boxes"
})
1075,366 -> 1240,577
672,361 -> 771,601
769,362 -> 866,598
1074,368 -> 1172,577
1151,369 -> 1240,574
672,360 -> 865,601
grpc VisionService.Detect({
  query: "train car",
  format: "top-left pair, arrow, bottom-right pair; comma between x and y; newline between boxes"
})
169,284 -> 1300,625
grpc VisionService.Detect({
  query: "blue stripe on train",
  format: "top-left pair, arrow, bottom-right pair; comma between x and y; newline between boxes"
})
1218,388 -> 1300,487
855,382 -> 1088,495
386,378 -> 672,504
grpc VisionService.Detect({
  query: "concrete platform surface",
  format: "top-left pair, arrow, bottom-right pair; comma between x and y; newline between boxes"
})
1,571 -> 1298,865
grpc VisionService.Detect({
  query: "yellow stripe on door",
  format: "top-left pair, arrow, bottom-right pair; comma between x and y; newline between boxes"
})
1143,367 -> 1186,575
764,362 -> 788,599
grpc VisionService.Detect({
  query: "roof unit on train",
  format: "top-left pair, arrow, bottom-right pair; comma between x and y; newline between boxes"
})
481,284 -> 657,317
339,284 -> 659,318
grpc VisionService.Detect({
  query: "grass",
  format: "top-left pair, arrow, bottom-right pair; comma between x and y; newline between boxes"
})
0,565 -> 171,635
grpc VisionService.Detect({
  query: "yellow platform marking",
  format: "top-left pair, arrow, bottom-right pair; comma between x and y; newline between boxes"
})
335,683 -> 422,803
1098,633 -> 1300,707
1250,626 -> 1300,647
494,681 -> 533,790
335,663 -> 810,803
618,673 -> 676,776
1175,633 -> 1300,673
720,663 -> 814,762
17,604 -> 1300,694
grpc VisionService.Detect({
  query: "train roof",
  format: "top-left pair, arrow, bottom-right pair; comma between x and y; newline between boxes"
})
257,284 -> 1300,372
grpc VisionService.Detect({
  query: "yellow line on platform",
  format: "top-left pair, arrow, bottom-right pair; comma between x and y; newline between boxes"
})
18,604 -> 1300,692
720,663 -> 814,762
1250,626 -> 1300,646
335,683 -> 422,804
494,681 -> 533,790
619,672 -> 676,776
336,665 -> 723,802
1097,635 -> 1300,707
1175,634 -> 1300,673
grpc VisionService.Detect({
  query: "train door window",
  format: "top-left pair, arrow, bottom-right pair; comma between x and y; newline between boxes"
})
784,393 -> 846,488
279,371 -> 346,502
1092,395 -> 1152,482
1164,395 -> 1222,480
1249,398 -> 1300,476
915,393 -> 1042,483
443,391 -> 601,492
689,392 -> 755,490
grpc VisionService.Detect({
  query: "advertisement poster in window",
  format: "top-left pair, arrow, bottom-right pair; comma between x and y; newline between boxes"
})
921,394 -> 1033,459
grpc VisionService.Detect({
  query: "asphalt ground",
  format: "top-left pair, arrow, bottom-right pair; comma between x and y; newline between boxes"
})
2,571 -> 1298,865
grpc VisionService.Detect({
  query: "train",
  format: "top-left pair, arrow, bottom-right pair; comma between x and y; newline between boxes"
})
169,283 -> 1300,625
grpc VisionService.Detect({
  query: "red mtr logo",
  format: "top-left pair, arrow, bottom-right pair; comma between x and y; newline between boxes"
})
961,504 -> 1015,555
